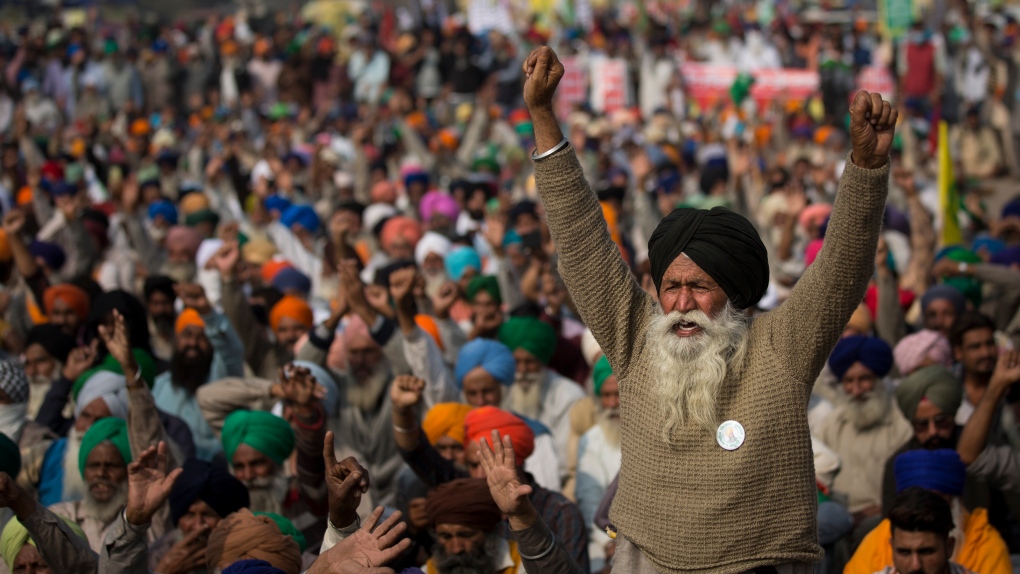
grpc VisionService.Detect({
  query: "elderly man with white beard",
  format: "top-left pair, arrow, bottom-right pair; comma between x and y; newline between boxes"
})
816,335 -> 912,537
523,45 -> 898,574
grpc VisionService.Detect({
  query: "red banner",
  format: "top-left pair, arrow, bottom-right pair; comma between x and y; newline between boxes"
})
555,56 -> 587,120
680,63 -> 820,108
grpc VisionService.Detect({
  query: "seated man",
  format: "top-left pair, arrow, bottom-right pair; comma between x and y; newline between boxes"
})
846,449 -> 1012,574
816,335 -> 911,531
868,487 -> 976,574
149,458 -> 251,572
21,324 -> 75,419
425,477 -> 521,574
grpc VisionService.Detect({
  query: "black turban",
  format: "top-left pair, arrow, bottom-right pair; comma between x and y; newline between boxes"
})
24,325 -> 75,363
169,458 -> 250,525
648,207 -> 769,309
143,276 -> 177,302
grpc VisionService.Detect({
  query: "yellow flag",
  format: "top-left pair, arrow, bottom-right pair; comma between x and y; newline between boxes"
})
938,120 -> 963,247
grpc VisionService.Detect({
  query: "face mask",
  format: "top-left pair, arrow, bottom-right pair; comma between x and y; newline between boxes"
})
0,402 -> 27,442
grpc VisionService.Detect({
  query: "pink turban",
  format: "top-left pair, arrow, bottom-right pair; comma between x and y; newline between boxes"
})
380,216 -> 423,253
419,191 -> 460,222
798,203 -> 832,232
371,181 -> 397,205
805,238 -> 824,267
894,330 -> 953,376
343,314 -> 372,347
165,226 -> 204,258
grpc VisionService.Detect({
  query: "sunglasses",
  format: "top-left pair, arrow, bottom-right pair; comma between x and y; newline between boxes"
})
912,413 -> 955,433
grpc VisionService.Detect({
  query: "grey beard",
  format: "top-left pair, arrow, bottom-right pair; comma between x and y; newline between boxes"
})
838,381 -> 892,431
597,407 -> 622,448
432,532 -> 502,574
645,302 -> 749,442
244,472 -> 292,516
345,362 -> 391,412
509,373 -> 544,420
160,261 -> 197,283
63,428 -> 87,501
83,479 -> 128,525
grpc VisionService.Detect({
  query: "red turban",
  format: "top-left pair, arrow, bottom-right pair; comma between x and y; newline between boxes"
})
43,284 -> 91,321
425,478 -> 502,532
380,216 -> 422,254
464,406 -> 534,465
269,296 -> 313,332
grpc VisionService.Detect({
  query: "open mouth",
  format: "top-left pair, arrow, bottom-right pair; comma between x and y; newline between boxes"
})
672,321 -> 703,337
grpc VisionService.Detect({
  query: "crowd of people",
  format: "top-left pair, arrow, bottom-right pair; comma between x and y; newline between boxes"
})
0,1 -> 1018,573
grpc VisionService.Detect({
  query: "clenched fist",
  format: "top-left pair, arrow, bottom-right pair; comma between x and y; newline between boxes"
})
849,91 -> 898,170
522,46 -> 565,111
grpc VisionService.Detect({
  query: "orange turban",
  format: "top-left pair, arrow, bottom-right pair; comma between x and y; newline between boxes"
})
205,509 -> 301,574
43,284 -> 90,321
371,181 -> 397,205
465,406 -> 534,465
16,187 -> 32,207
380,217 -> 422,253
180,193 -> 211,216
0,230 -> 11,262
175,308 -> 206,334
422,403 -> 473,445
261,260 -> 294,284
269,296 -> 313,332
415,314 -> 443,351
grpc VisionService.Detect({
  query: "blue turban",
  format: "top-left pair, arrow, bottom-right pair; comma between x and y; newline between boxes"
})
404,172 -> 430,189
972,235 -> 1006,258
169,458 -> 249,525
445,246 -> 482,282
280,205 -> 320,234
894,448 -> 966,496
455,339 -> 516,388
292,360 -> 339,417
921,285 -> 967,315
263,195 -> 292,214
991,246 -> 1020,267
828,335 -> 893,380
221,560 -> 286,574
1001,197 -> 1020,219
28,240 -> 66,272
148,200 -> 179,224
271,267 -> 311,295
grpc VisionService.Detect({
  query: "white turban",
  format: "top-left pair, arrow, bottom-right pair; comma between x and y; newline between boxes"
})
414,232 -> 453,268
74,371 -> 129,421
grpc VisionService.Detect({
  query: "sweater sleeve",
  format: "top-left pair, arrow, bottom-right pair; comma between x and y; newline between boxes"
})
22,503 -> 99,574
532,144 -> 653,377
760,153 -> 890,385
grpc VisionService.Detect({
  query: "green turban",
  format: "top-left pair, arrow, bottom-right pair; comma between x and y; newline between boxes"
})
894,365 -> 963,420
592,355 -> 613,396
255,512 -> 307,551
1,514 -> 86,570
79,417 -> 132,478
222,410 -> 295,466
184,209 -> 221,229
72,348 -> 156,400
499,317 -> 556,365
940,248 -> 983,307
466,276 -> 502,305
0,432 -> 19,477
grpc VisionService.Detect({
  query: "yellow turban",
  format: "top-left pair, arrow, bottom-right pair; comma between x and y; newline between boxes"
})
1,514 -> 86,570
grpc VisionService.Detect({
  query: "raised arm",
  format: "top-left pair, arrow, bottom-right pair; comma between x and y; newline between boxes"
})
390,267 -> 457,406
762,91 -> 895,384
526,47 -> 652,375
958,350 -> 1020,465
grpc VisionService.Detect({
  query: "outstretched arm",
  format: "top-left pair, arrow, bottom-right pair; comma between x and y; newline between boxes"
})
762,91 -> 896,385
526,47 -> 652,377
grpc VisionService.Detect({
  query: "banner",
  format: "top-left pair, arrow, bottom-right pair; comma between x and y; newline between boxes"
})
590,57 -> 630,114
938,120 -> 963,247
680,63 -> 819,108
555,56 -> 588,120
856,65 -> 896,101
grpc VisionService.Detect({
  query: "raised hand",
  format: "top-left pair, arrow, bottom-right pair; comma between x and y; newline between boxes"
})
481,214 -> 507,256
432,282 -> 460,320
98,309 -> 138,383
213,241 -> 241,279
388,267 -> 417,305
125,441 -> 183,526
62,339 -> 99,381
2,210 -> 25,237
991,349 -> 1020,392
121,174 -> 140,214
364,284 -> 394,319
389,375 -> 425,412
892,168 -> 917,197
0,472 -> 35,519
522,46 -> 565,111
175,283 -> 212,315
478,430 -> 534,519
323,431 -> 370,528
849,91 -> 898,170
276,363 -> 326,416
326,507 -> 410,569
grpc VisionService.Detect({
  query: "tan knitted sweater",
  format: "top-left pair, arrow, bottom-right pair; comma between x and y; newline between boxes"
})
533,145 -> 889,574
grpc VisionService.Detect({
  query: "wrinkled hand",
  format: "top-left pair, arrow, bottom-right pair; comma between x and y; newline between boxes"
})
213,241 -> 241,279
479,430 -> 534,518
328,507 -> 410,569
63,340 -> 99,381
155,525 -> 210,574
522,46 -> 564,110
389,375 -> 425,412
2,210 -> 25,236
277,363 -> 326,415
388,267 -> 417,305
0,472 -> 34,518
432,282 -> 459,320
991,349 -> 1020,391
364,284 -> 394,319
175,283 -> 212,315
98,310 -> 137,381
323,431 -> 370,528
849,91 -> 897,170
126,442 -> 183,526
339,259 -> 373,313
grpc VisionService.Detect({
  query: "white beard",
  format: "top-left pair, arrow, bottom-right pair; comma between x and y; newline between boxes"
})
63,428 -> 87,501
645,303 -> 749,442
509,371 -> 544,419
82,479 -> 128,526
423,271 -> 448,299
597,407 -> 622,448
244,471 -> 292,515
28,371 -> 57,420
345,361 -> 392,413
837,381 -> 892,431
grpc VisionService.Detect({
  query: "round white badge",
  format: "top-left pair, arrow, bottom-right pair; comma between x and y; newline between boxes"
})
716,420 -> 745,451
